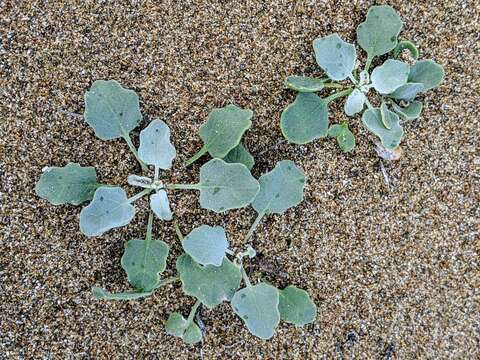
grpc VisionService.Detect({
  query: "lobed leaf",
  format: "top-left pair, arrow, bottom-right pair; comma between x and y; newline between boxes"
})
362,107 -> 404,149
84,80 -> 141,140
182,225 -> 229,266
35,163 -> 98,205
231,283 -> 280,340
223,143 -> 255,170
92,287 -> 152,300
371,59 -> 410,94
280,93 -> 328,144
328,124 -> 356,152
79,187 -> 135,236
344,89 -> 366,116
392,101 -> 423,120
121,238 -> 169,292
252,160 -> 306,215
313,34 -> 356,81
150,190 -> 173,221
278,285 -> 317,326
138,119 -> 176,169
284,76 -> 327,92
176,254 -> 242,309
408,59 -> 445,92
389,83 -> 424,102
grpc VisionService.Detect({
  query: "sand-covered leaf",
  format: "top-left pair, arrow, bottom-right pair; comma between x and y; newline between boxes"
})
182,225 -> 229,266
35,163 -> 98,205
278,285 -> 317,326
176,254 -> 242,309
84,80 -> 141,140
223,143 -> 254,170
198,159 -> 259,213
356,5 -> 403,62
362,107 -> 404,149
392,101 -> 423,120
389,83 -> 424,102
313,34 -> 356,81
393,40 -> 419,60
371,59 -> 409,94
80,187 -> 135,236
165,312 -> 189,337
344,89 -> 366,116
280,93 -> 328,144
252,160 -> 305,215
284,76 -> 326,92
121,238 -> 169,291
127,174 -> 152,188
150,190 -> 172,221
183,323 -> 202,344
328,124 -> 355,152
408,59 -> 445,91
138,119 -> 176,169
231,283 -> 280,340
92,287 -> 152,300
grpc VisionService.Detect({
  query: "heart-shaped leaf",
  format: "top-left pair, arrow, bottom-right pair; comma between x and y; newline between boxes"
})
182,225 -> 229,266
223,143 -> 255,170
328,124 -> 356,152
371,59 -> 410,94
138,119 -> 176,169
313,34 -> 356,81
80,187 -> 136,236
278,285 -> 317,326
84,80 -> 141,140
252,160 -> 306,215
284,76 -> 326,92
231,283 -> 280,340
183,323 -> 203,344
362,107 -> 404,149
408,59 -> 445,91
392,101 -> 423,120
357,5 -> 403,65
389,83 -> 424,102
176,254 -> 242,309
281,93 -> 328,144
150,190 -> 173,221
121,238 -> 169,292
344,89 -> 366,116
92,287 -> 152,300
35,163 -> 98,205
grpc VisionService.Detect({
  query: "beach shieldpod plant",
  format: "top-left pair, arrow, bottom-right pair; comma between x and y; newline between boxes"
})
281,5 -> 444,158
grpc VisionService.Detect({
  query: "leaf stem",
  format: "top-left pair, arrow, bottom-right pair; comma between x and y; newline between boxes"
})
145,212 -> 153,241
245,211 -> 266,242
184,144 -> 208,167
128,188 -> 152,203
348,73 -> 358,85
187,299 -> 202,324
154,276 -> 180,289
324,88 -> 353,104
323,82 -> 344,89
154,166 -> 159,181
365,54 -> 374,72
174,223 -> 184,242
122,133 -> 149,173
167,183 -> 200,191
241,267 -> 252,288
365,98 -> 375,111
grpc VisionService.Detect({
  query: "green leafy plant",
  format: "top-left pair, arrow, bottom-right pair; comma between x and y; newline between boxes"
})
36,80 -> 316,343
281,5 -> 445,157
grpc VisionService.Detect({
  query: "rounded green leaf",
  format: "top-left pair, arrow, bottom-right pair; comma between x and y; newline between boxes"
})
344,89 -> 366,116
176,254 -> 242,309
408,59 -> 445,92
35,163 -> 98,205
280,93 -> 328,144
150,190 -> 173,221
165,312 -> 189,337
284,76 -> 326,92
231,283 -> 280,340
392,101 -> 423,120
198,159 -> 260,213
313,34 -> 356,81
182,225 -> 229,266
389,83 -> 424,102
393,40 -> 419,60
328,124 -> 355,152
278,285 -> 317,326
138,119 -> 176,169
371,59 -> 410,94
121,238 -> 169,292
84,80 -> 141,140
79,186 -> 135,236
356,5 -> 403,60
362,107 -> 404,149
183,323 -> 203,344
252,160 -> 305,215
92,287 -> 152,300
223,143 -> 255,170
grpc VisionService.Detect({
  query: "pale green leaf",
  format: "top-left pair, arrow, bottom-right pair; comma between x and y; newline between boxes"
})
393,40 -> 419,60
92,287 -> 152,300
371,59 -> 410,94
280,93 -> 328,144
223,143 -> 255,170
362,107 -> 404,149
313,34 -> 356,81
392,101 -> 423,120
84,80 -> 141,140
183,323 -> 203,344
389,83 -> 424,102
165,312 -> 189,337
35,163 -> 98,205
182,225 -> 229,266
328,124 -> 356,152
150,190 -> 173,221
344,89 -> 366,116
252,160 -> 305,215
408,59 -> 445,91
231,283 -> 280,340
138,119 -> 176,169
278,285 -> 317,326
284,75 -> 326,92
121,238 -> 169,292
79,187 -> 135,236
177,254 -> 242,309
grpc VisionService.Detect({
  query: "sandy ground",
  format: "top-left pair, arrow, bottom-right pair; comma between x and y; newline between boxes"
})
1,0 -> 479,358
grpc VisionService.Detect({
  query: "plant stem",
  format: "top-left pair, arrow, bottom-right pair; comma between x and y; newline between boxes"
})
167,183 -> 199,191
348,73 -> 358,85
365,54 -> 374,72
154,276 -> 180,289
323,82 -> 344,89
122,133 -> 149,172
245,211 -> 266,242
187,299 -> 202,324
145,212 -> 153,241
324,88 -> 353,104
174,223 -> 184,242
241,267 -> 252,288
184,144 -> 208,167
128,188 -> 152,203
154,166 -> 159,181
